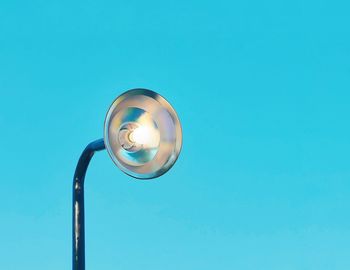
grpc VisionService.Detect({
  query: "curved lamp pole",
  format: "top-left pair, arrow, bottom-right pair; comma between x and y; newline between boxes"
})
72,89 -> 182,270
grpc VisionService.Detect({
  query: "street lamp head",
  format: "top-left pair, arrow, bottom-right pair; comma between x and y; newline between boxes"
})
104,88 -> 182,179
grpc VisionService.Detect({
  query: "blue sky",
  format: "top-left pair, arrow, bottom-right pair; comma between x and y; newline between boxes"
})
0,0 -> 350,269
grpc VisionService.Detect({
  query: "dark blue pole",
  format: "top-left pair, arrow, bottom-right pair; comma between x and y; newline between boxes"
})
73,139 -> 105,270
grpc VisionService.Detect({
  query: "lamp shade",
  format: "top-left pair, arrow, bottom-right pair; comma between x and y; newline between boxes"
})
104,89 -> 182,179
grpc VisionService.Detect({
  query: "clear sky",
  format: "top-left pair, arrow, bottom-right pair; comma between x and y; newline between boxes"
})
0,0 -> 349,269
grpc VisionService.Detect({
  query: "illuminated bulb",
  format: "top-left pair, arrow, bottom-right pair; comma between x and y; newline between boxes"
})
129,126 -> 147,144
129,126 -> 160,147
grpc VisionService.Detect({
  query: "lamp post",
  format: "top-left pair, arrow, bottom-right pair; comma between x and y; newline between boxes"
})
72,89 -> 182,270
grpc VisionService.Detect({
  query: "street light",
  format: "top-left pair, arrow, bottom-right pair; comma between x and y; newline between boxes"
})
72,88 -> 182,270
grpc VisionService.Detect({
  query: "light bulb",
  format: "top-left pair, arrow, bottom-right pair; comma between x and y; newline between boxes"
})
129,125 -> 160,146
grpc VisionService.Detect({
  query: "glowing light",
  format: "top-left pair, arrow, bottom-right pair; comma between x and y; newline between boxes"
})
129,125 -> 159,147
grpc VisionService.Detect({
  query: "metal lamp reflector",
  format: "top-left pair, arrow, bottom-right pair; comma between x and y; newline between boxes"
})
104,88 -> 182,179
